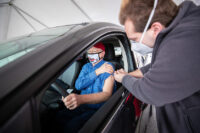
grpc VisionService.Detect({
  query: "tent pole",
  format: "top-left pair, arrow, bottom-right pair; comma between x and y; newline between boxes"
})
12,6 -> 37,31
0,0 -> 14,6
71,0 -> 92,22
0,3 -> 9,5
11,3 -> 49,28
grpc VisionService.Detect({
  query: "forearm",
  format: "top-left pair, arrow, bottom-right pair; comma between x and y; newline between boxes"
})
128,69 -> 143,78
79,92 -> 112,104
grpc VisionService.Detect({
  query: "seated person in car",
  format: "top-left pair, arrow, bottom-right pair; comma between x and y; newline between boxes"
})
57,42 -> 115,133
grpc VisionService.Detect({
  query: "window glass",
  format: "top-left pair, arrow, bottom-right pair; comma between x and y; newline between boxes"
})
0,25 -> 76,68
0,48 -> 34,67
114,46 -> 122,56
31,25 -> 74,36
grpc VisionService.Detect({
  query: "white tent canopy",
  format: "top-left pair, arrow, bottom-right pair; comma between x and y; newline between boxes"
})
0,0 -> 199,41
0,0 -> 121,40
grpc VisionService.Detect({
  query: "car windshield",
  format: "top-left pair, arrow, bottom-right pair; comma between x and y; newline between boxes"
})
0,25 -> 76,68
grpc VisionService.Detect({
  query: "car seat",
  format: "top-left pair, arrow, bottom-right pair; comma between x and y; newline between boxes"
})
104,43 -> 123,70
58,61 -> 82,89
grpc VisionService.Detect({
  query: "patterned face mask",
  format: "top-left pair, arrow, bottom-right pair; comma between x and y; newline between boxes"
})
87,51 -> 103,64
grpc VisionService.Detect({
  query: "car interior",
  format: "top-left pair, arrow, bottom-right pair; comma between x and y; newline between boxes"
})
39,37 -> 128,133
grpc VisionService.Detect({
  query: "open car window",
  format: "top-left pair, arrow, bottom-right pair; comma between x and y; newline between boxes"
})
39,37 -> 128,133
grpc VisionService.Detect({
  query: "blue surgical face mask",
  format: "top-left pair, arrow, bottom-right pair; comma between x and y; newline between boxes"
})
130,0 -> 158,55
87,52 -> 102,64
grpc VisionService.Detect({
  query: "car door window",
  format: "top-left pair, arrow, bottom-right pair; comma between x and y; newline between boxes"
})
39,39 -> 127,133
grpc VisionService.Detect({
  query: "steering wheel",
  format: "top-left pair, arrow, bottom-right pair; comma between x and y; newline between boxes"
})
51,82 -> 69,97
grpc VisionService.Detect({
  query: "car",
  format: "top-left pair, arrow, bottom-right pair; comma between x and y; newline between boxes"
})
0,22 -> 138,133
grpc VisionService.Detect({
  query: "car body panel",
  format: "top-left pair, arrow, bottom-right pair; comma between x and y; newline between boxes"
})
0,22 -> 136,132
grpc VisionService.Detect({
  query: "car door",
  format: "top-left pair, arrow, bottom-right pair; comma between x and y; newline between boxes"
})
79,35 -> 137,133
0,22 -> 136,133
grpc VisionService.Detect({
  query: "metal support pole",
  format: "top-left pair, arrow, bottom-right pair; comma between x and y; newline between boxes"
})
12,3 -> 49,28
71,0 -> 93,22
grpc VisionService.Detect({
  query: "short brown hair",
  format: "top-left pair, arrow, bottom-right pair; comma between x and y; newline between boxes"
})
119,0 -> 179,32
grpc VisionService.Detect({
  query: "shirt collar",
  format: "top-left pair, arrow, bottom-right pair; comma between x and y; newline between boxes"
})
91,59 -> 105,68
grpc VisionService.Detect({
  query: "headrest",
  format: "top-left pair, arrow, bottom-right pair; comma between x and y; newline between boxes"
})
104,44 -> 115,61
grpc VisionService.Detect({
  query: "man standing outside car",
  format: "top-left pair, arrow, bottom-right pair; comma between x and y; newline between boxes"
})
114,0 -> 200,133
